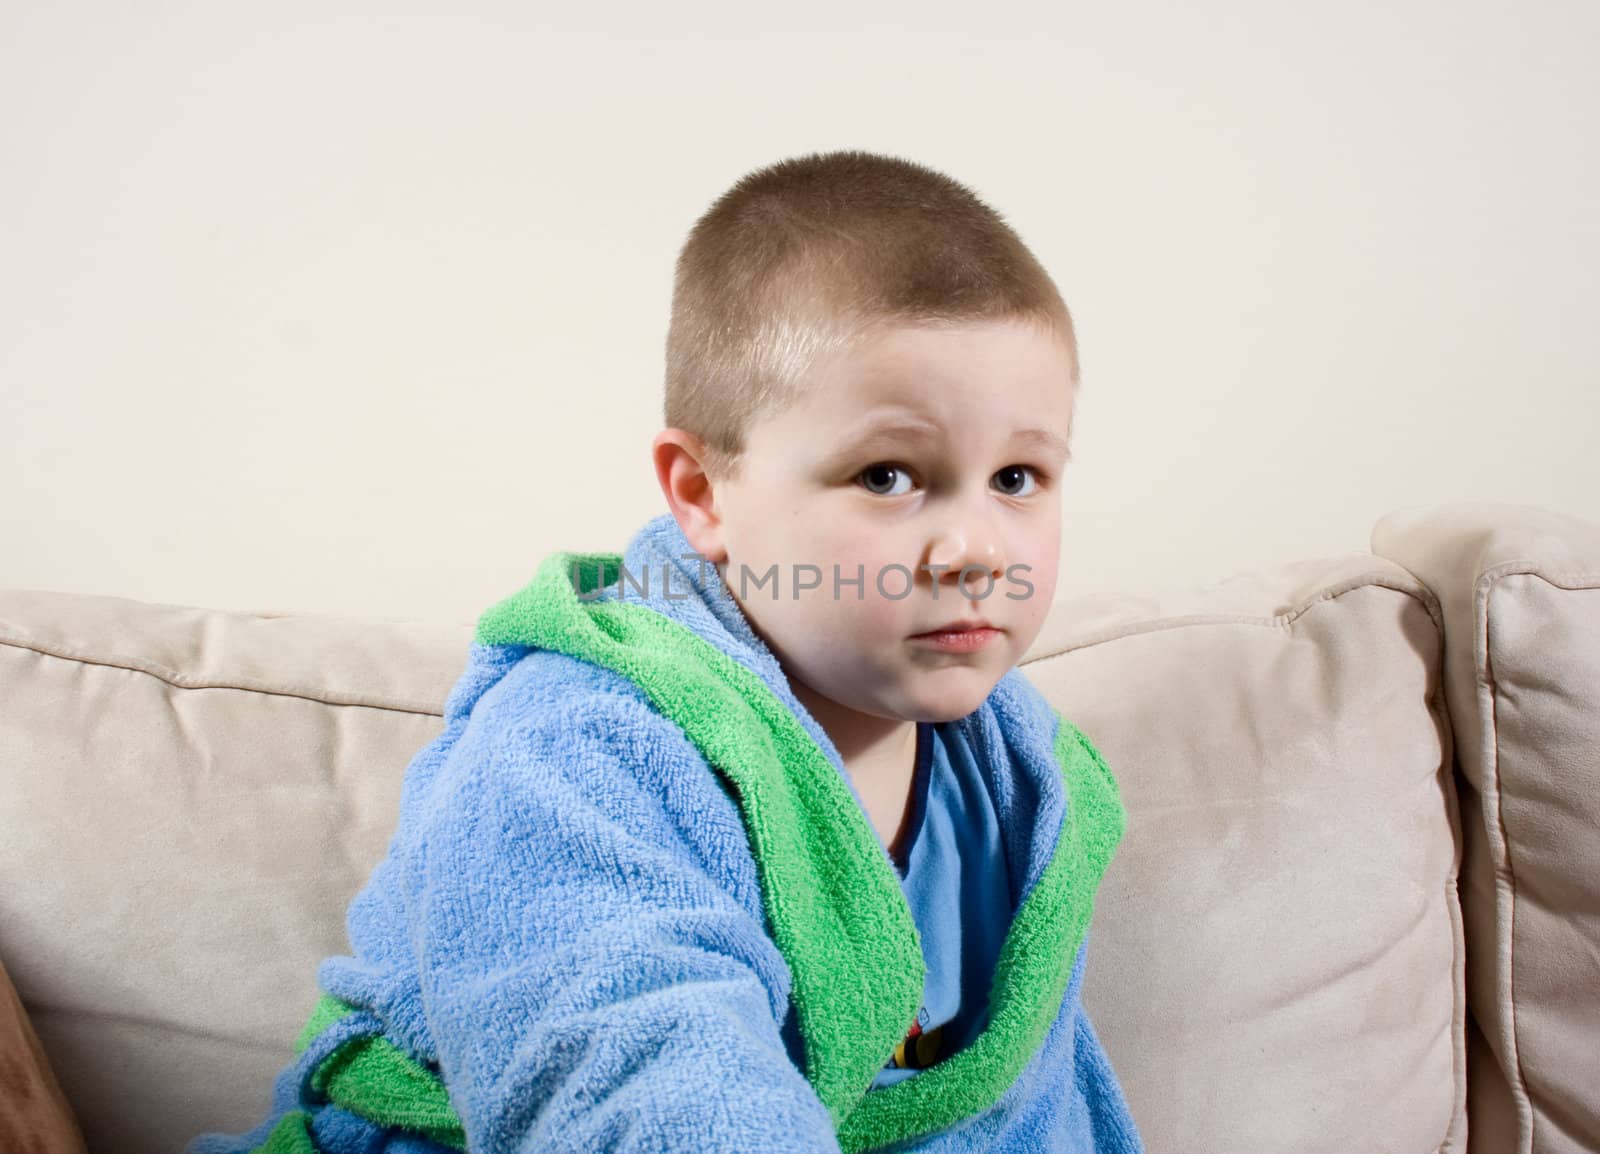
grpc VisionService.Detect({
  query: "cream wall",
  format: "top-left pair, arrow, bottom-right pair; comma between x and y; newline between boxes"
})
2,1 -> 1595,624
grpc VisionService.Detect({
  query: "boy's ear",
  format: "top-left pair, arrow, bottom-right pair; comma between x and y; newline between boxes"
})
650,428 -> 729,564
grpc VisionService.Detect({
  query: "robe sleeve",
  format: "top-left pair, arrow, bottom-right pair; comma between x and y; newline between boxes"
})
408,672 -> 844,1154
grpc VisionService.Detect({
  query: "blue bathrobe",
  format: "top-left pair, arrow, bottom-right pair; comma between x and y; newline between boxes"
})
186,513 -> 1143,1154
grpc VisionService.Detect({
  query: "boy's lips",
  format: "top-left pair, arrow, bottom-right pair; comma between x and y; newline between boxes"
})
910,617 -> 997,637
908,619 -> 1003,653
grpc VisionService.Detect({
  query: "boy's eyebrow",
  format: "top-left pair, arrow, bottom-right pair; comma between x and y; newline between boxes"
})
838,414 -> 944,449
829,415 -> 1073,464
1012,426 -> 1073,463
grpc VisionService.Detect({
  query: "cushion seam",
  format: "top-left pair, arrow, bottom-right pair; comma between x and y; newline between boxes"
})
0,633 -> 445,717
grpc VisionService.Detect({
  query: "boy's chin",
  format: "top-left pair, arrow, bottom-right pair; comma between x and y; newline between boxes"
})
901,676 -> 1001,724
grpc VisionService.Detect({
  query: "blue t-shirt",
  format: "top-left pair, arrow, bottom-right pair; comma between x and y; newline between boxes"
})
869,720 -> 1013,1088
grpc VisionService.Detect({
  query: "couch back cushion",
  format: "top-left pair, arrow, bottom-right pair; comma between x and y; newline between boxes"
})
0,550 -> 1467,1154
1020,553 -> 1466,1154
0,590 -> 469,1153
1375,502 -> 1600,1154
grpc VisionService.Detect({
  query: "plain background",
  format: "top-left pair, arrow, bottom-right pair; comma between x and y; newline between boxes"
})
2,1 -> 1595,624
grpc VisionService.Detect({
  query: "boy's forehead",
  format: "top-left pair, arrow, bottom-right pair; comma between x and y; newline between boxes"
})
821,320 -> 1072,387
802,323 -> 1075,420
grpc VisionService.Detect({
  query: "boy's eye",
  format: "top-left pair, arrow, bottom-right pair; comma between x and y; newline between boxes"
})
993,465 -> 1039,497
858,463 -> 914,497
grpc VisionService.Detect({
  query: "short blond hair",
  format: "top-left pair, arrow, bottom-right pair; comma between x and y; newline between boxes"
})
663,149 -> 1077,484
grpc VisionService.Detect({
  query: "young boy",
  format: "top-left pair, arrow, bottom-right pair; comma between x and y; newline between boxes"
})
188,149 -> 1142,1153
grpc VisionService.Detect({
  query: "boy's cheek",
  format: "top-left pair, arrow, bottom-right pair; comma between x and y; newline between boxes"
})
1009,557 -> 1059,628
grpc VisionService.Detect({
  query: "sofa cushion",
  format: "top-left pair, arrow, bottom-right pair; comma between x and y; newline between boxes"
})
0,589 -> 471,1154
1374,501 -> 1600,1154
1020,552 -> 1466,1154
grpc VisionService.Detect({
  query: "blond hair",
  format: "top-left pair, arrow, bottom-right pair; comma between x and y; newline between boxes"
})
663,149 -> 1077,484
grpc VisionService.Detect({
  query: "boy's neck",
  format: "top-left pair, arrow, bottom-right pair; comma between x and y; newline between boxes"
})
787,678 -> 919,850
787,678 -> 915,770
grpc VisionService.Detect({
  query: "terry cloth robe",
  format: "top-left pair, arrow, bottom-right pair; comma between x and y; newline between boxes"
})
185,513 -> 1143,1154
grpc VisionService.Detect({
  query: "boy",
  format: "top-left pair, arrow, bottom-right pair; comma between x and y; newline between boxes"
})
188,149 -> 1142,1153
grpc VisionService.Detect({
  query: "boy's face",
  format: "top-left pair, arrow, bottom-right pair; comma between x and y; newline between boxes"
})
704,317 -> 1077,725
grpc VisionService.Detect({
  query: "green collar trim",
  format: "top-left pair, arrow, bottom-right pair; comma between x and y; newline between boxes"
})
288,549 -> 1126,1152
835,717 -> 1126,1150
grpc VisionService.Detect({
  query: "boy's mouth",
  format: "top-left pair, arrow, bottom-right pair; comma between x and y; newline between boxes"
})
908,619 -> 1002,653
911,616 -> 996,636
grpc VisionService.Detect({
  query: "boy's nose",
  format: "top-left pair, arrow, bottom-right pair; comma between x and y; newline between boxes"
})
925,528 -> 1004,595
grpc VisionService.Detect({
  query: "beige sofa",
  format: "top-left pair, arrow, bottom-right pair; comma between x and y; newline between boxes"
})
2,501 -> 1596,1154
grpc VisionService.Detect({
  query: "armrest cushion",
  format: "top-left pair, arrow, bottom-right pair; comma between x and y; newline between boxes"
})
0,955 -> 88,1154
